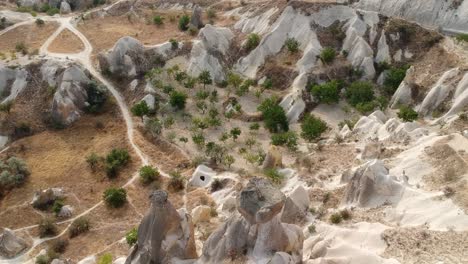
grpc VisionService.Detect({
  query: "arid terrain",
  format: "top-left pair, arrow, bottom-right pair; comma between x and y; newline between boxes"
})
1,0 -> 468,264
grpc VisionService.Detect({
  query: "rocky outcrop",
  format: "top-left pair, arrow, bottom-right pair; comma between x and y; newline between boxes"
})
31,188 -> 65,209
125,190 -> 197,264
190,5 -> 203,29
51,64 -> 90,126
262,145 -> 283,170
0,228 -> 28,258
189,165 -> 216,188
199,178 -> 303,264
281,186 -> 310,224
99,37 -> 181,79
418,68 -> 459,117
443,72 -> 468,120
342,160 -> 404,207
0,65 -> 29,104
187,25 -> 234,83
60,1 -> 72,14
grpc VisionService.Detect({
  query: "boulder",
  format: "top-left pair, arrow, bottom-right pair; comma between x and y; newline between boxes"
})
77,255 -> 96,264
189,165 -> 216,188
0,229 -> 28,258
191,205 -> 211,224
140,94 -> 155,111
60,1 -> 72,14
342,160 -> 404,207
190,5 -> 203,29
262,145 -> 283,170
125,190 -> 197,264
58,205 -> 74,218
200,178 -> 303,263
281,186 -> 310,224
237,178 -> 285,224
31,188 -> 65,210
0,65 -> 29,104
361,141 -> 383,160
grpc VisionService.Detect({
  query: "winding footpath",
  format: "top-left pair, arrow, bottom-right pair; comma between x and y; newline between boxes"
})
0,9 -> 177,263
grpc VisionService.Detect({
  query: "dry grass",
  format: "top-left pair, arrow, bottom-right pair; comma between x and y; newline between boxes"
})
0,22 -> 59,54
48,29 -> 85,54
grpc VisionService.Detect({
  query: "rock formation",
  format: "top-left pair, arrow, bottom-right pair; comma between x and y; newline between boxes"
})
0,228 -> 28,258
31,188 -> 65,210
190,5 -> 203,29
199,178 -> 303,264
125,190 -> 197,264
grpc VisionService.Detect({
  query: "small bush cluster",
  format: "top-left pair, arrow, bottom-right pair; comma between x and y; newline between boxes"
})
264,168 -> 283,184
126,227 -> 138,246
168,171 -> 185,191
15,42 -> 28,55
271,131 -> 298,151
103,187 -> 127,208
258,97 -> 289,133
397,105 -> 418,122
384,66 -> 409,95
38,218 -> 57,238
169,90 -> 187,110
131,101 -> 150,120
178,15 -> 190,31
0,157 -> 30,194
98,253 -> 113,264
245,33 -> 260,51
284,38 -> 299,53
139,165 -> 159,185
310,80 -> 341,104
69,217 -> 90,238
320,47 -> 336,64
300,114 -> 327,142
51,238 -> 69,253
456,33 -> 468,42
85,81 -> 107,114
153,15 -> 164,25
105,148 -> 130,178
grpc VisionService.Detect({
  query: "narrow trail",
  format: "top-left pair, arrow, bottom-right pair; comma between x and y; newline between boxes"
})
0,8 -> 185,263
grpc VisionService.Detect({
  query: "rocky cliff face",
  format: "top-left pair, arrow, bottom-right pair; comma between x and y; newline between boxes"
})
125,190 -> 197,264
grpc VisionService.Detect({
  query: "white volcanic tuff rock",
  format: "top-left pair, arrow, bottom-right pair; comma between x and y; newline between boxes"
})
418,68 -> 460,116
441,72 -> 468,120
342,159 -> 404,207
187,25 -> 234,83
51,65 -> 90,125
199,178 -> 303,264
354,0 -> 468,33
77,255 -> 96,264
125,190 -> 197,264
140,94 -> 155,111
375,30 -> 391,63
60,1 -> 72,14
0,10 -> 33,25
280,186 -> 310,224
0,228 -> 28,259
189,164 -> 216,188
234,7 -> 279,35
0,65 -> 29,104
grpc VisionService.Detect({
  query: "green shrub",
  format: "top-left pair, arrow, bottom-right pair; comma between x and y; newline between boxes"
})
230,127 -> 241,141
98,253 -> 113,264
311,80 -> 341,104
384,66 -> 409,95
126,227 -> 138,246
456,33 -> 468,42
105,148 -> 130,178
198,70 -> 213,89
169,38 -> 178,49
320,47 -> 336,64
284,38 -> 299,53
0,157 -> 30,192
153,15 -> 164,25
139,165 -> 159,185
178,15 -> 190,31
300,114 -> 327,142
245,33 -> 260,51
52,199 -> 64,216
258,97 -> 289,133
38,218 -> 57,238
355,101 -> 377,114
103,188 -> 127,208
345,81 -> 375,106
330,213 -> 342,224
35,18 -> 45,26
397,105 -> 418,122
15,42 -> 28,55
86,152 -> 101,171
69,217 -> 90,238
340,209 -> 351,220
51,238 -> 68,253
131,101 -> 150,121
168,171 -> 185,191
46,7 -> 59,16
308,224 -> 316,233
271,131 -> 298,151
169,91 -> 187,110
264,168 -> 283,184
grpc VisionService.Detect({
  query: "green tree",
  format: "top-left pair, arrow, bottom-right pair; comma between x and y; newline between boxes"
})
320,47 -> 336,64
169,91 -> 187,110
300,114 -> 327,142
257,97 -> 289,133
103,188 -> 127,208
271,131 -> 298,151
131,101 -> 150,121
311,80 -> 340,104
384,66 -> 409,95
105,148 -> 130,178
139,165 -> 159,185
345,81 -> 375,107
230,127 -> 241,141
198,70 -> 212,89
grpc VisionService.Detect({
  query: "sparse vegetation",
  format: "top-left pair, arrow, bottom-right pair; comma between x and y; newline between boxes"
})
98,253 -> 113,264
311,80 -> 341,104
35,18 -> 45,26
397,105 -> 418,122
69,217 -> 90,238
271,131 -> 298,151
384,66 -> 409,95
103,187 -> 127,208
126,227 -> 138,246
330,213 -> 343,224
169,90 -> 188,110
168,171 -> 185,191
38,218 -> 57,238
139,165 -> 159,185
145,118 -> 163,137
300,114 -> 327,142
258,97 -> 289,133
153,15 -> 164,26
320,47 -> 336,64
284,38 -> 299,53
245,33 -> 260,51
264,168 -> 283,184
85,81 -> 107,114
51,238 -> 69,253
15,42 -> 28,55
0,157 -> 30,194
131,101 -> 150,121
345,81 -> 375,107
105,148 -> 131,178
46,8 -> 59,16
178,15 -> 190,31
456,33 -> 468,42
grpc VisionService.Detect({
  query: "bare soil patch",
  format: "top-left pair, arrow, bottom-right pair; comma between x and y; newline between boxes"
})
0,22 -> 59,54
48,29 -> 85,54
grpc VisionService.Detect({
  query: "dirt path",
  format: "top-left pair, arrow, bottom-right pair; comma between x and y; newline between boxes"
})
0,8 -> 181,263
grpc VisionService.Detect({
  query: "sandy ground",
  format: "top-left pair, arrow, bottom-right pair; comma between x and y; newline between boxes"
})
48,29 -> 85,54
0,22 -> 59,54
